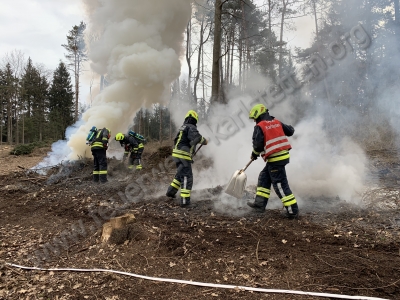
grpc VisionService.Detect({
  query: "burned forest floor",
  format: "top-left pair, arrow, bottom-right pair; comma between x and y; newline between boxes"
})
0,143 -> 400,300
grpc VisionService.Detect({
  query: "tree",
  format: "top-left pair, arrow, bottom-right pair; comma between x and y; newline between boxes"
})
48,62 -> 74,140
211,0 -> 223,104
62,21 -> 87,122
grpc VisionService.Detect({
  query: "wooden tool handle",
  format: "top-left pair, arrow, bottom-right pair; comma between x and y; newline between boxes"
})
239,158 -> 254,174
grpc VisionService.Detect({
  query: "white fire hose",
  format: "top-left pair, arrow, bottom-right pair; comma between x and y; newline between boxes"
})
6,263 -> 389,300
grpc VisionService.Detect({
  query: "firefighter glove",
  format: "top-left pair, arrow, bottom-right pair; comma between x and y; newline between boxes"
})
251,151 -> 259,160
103,143 -> 108,150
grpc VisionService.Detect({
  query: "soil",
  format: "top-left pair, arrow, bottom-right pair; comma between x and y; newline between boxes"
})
0,144 -> 399,300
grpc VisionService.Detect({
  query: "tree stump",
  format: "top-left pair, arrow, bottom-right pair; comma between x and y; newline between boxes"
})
101,214 -> 136,244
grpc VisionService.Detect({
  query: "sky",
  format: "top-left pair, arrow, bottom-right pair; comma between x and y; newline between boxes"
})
0,0 -> 86,70
0,0 -> 314,105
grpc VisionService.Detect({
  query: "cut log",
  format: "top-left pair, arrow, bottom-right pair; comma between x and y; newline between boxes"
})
101,214 -> 136,244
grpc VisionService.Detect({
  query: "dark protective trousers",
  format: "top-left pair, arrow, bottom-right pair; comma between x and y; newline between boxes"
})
255,162 -> 298,214
92,149 -> 107,183
129,148 -> 143,170
166,158 -> 193,205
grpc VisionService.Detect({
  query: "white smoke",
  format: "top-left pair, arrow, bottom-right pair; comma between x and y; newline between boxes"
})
39,0 -> 191,162
191,74 -> 369,214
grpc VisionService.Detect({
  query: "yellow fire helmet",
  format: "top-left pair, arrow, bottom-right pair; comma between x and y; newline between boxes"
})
185,110 -> 199,122
249,104 -> 268,120
115,133 -> 124,141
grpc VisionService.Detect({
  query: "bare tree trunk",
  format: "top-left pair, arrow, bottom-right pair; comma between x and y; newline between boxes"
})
159,107 -> 162,144
15,109 -> 19,144
230,25 -> 234,85
22,114 -> 24,144
239,33 -> 243,91
0,99 -> 3,145
278,0 -> 288,77
395,0 -> 400,37
74,54 -> 79,122
312,0 -> 319,37
211,0 -> 222,104
241,0 -> 251,87
169,111 -> 172,141
7,98 -> 12,145
194,17 -> 205,103
186,20 -> 192,103
138,109 -> 142,134
202,31 -> 206,102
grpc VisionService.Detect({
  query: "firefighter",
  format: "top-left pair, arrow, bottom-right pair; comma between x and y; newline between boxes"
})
115,132 -> 145,170
247,104 -> 299,219
91,127 -> 111,183
166,110 -> 208,207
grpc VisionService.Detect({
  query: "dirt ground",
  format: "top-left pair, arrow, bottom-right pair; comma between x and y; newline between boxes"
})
0,144 -> 399,300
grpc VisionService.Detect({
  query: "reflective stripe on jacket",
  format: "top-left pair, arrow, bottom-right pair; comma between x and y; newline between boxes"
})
257,119 -> 291,162
172,122 -> 205,161
91,128 -> 110,150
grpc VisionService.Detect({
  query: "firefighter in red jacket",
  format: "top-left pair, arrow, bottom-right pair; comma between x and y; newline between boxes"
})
247,104 -> 299,219
91,127 -> 111,183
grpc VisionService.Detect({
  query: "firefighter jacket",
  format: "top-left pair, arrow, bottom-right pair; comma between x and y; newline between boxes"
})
91,128 -> 111,150
252,113 -> 294,164
120,135 -> 139,150
172,119 -> 206,161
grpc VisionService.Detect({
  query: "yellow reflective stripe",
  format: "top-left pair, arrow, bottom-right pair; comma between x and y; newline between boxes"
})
281,194 -> 297,207
269,150 -> 289,157
253,149 -> 260,155
257,187 -> 270,193
171,182 -> 180,189
267,150 -> 290,162
256,187 -> 270,198
99,171 -> 107,174
128,165 -> 134,169
91,142 -> 104,147
136,165 -> 142,170
138,143 -> 144,149
172,149 -> 192,160
256,191 -> 270,198
93,171 -> 100,175
173,179 -> 180,185
172,153 -> 192,160
181,189 -> 191,197
133,148 -> 138,151
174,131 -> 183,150
172,149 -> 191,157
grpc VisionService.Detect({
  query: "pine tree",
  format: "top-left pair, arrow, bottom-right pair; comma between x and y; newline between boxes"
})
62,21 -> 87,122
2,63 -> 17,144
48,62 -> 74,140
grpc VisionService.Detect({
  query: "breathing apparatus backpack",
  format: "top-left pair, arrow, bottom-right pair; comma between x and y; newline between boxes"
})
128,130 -> 146,144
86,126 -> 98,145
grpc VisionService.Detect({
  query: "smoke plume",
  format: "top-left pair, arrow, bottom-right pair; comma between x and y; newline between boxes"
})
66,0 -> 191,160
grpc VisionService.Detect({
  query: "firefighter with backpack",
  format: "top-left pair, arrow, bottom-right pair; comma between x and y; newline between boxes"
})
86,126 -> 111,183
115,130 -> 146,170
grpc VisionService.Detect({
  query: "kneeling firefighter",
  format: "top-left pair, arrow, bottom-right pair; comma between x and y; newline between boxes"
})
166,110 -> 208,207
247,104 -> 299,219
115,131 -> 146,170
90,127 -> 111,183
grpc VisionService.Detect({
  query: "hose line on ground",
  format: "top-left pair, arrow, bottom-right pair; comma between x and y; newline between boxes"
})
6,263 -> 389,300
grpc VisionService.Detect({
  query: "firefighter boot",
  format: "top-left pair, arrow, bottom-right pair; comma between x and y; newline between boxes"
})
247,196 -> 268,213
93,173 -> 99,183
180,197 -> 191,207
285,203 -> 299,219
166,186 -> 177,199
